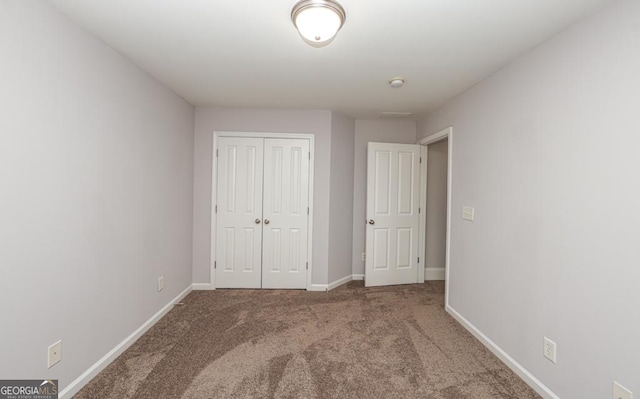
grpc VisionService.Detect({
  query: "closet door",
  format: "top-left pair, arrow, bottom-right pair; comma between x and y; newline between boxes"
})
262,139 -> 310,289
215,137 -> 264,288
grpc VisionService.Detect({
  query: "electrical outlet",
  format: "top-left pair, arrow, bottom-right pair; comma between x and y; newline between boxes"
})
158,276 -> 164,292
543,337 -> 556,364
361,252 -> 366,261
47,340 -> 62,368
613,381 -> 633,399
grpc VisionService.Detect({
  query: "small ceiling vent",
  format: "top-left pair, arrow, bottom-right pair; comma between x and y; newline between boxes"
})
381,111 -> 413,118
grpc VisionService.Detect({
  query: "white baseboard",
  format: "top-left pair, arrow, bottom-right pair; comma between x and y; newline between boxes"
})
328,275 -> 352,291
425,267 -> 445,281
59,285 -> 193,399
446,305 -> 559,399
192,283 -> 212,290
309,284 -> 328,292
309,274 -> 361,292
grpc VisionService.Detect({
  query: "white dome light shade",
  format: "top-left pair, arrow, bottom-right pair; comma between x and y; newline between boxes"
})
389,78 -> 405,88
292,0 -> 346,47
295,7 -> 341,42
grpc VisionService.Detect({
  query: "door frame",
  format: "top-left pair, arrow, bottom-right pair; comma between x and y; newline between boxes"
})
210,131 -> 315,290
418,127 -> 452,308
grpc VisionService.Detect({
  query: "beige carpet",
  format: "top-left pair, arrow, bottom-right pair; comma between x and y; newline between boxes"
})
75,281 -> 540,399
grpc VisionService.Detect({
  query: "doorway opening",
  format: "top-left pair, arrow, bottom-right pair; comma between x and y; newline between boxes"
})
418,127 -> 452,308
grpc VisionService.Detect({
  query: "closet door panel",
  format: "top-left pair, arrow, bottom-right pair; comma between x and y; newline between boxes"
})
262,139 -> 310,289
215,137 -> 264,288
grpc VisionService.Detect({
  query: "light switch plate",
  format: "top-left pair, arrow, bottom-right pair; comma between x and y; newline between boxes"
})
613,381 -> 633,399
48,340 -> 62,368
462,206 -> 475,221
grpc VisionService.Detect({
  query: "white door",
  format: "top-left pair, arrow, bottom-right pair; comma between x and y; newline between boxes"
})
216,137 -> 264,288
262,139 -> 310,289
365,142 -> 421,287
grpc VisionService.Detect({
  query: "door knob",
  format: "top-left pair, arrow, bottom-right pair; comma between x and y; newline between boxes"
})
368,220 -> 375,225
255,218 -> 261,224
264,219 -> 270,225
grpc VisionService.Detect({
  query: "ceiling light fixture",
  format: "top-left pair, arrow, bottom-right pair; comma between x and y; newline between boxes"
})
389,77 -> 405,89
291,0 -> 346,47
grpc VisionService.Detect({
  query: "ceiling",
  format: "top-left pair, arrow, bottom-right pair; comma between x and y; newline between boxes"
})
50,0 -> 611,119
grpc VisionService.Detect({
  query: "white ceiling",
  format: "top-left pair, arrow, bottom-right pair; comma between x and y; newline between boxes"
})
50,0 -> 611,119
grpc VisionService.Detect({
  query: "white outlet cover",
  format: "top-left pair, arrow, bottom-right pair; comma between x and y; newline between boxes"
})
158,276 -> 164,292
361,252 -> 366,261
613,381 -> 633,399
543,337 -> 557,364
48,340 -> 62,368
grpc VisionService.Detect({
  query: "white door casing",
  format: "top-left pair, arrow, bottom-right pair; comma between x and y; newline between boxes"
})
262,139 -> 310,289
215,137 -> 264,288
365,142 -> 421,287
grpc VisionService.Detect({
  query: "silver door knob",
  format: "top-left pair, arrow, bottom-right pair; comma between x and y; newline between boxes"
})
368,220 -> 375,225
264,219 -> 270,225
255,218 -> 261,224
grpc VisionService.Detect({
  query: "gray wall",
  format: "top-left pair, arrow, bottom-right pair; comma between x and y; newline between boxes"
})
351,119 -> 417,276
328,113 -> 356,283
192,108 -> 333,285
417,0 -> 640,397
425,139 -> 448,277
0,1 -> 194,391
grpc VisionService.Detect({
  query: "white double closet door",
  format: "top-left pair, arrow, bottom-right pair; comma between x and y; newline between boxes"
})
216,137 -> 310,289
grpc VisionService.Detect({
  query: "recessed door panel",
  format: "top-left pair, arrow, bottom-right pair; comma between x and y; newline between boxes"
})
396,228 -> 412,269
270,228 -> 282,272
365,142 -> 421,287
397,152 -> 415,215
373,228 -> 390,270
374,151 -> 391,215
225,147 -> 237,213
243,228 -> 255,271
289,228 -> 301,272
290,148 -> 302,215
223,228 -> 235,271
271,146 -> 283,215
245,146 -> 257,213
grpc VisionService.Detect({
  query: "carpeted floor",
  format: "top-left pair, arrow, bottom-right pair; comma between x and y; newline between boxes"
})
75,281 -> 540,399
